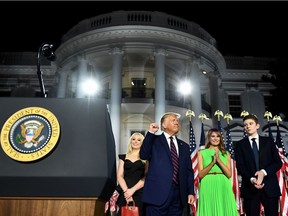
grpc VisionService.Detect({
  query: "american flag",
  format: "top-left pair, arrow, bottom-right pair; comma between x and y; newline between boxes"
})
264,121 -> 274,216
189,120 -> 199,216
104,190 -> 119,214
225,124 -> 234,159
267,121 -> 274,141
226,124 -> 244,215
199,122 -> 205,150
275,125 -> 288,216
276,125 -> 288,158
243,126 -> 248,138
189,120 -> 196,155
217,120 -> 225,145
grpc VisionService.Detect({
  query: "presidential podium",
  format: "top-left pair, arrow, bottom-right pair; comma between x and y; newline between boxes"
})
0,98 -> 117,216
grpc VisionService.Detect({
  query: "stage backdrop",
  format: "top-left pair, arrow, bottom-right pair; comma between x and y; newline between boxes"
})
0,98 -> 116,201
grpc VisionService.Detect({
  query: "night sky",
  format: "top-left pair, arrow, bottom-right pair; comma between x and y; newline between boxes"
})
1,1 -> 288,58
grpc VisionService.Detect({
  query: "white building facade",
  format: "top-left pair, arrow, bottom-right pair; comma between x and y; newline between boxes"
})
1,11 -> 287,154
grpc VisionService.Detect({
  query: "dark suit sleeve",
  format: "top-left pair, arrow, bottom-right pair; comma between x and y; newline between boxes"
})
166,138 -> 195,206
235,137 -> 282,180
235,138 -> 254,180
178,139 -> 195,196
186,148 -> 195,195
261,137 -> 282,175
140,132 -> 156,161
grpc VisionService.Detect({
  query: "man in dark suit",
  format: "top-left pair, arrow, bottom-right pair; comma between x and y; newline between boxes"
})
235,114 -> 282,216
140,112 -> 195,216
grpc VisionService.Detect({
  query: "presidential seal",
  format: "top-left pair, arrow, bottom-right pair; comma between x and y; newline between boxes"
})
0,107 -> 60,162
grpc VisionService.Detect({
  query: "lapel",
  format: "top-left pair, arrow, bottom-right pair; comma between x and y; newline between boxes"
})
258,136 -> 265,166
160,133 -> 171,158
176,137 -> 184,164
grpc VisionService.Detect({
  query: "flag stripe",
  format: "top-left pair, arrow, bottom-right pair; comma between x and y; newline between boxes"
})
225,123 -> 243,215
275,125 -> 288,216
189,120 -> 199,215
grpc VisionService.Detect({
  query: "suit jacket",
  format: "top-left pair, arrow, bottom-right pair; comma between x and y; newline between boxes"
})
140,132 -> 194,206
235,136 -> 282,199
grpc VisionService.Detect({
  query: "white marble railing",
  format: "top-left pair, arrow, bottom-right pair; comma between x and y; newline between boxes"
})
61,10 -> 217,47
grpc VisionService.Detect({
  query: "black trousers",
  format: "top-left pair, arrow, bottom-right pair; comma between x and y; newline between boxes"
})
243,191 -> 279,216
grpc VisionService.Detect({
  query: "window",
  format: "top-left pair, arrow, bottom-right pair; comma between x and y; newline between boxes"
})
131,78 -> 146,98
264,95 -> 273,111
228,95 -> 242,118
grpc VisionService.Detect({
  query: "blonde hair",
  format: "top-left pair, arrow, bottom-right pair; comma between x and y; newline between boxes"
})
126,132 -> 146,164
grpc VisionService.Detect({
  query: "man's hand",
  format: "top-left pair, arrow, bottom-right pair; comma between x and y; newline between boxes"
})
255,170 -> 265,185
149,123 -> 159,133
188,194 -> 195,205
251,174 -> 265,189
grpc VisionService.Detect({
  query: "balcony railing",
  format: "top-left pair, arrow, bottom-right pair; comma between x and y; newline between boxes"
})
97,87 -> 211,113
61,11 -> 216,47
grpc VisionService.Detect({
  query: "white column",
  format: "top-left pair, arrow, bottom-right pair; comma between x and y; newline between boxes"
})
109,47 -> 124,156
189,57 -> 202,145
209,72 -> 220,126
57,70 -> 68,98
154,48 -> 167,127
75,55 -> 87,98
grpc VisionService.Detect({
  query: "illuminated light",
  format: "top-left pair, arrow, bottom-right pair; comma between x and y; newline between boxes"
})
81,79 -> 100,96
178,80 -> 192,96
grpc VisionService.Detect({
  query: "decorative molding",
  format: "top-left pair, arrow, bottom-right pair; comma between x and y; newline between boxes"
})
56,26 -> 225,71
109,47 -> 124,56
154,48 -> 168,57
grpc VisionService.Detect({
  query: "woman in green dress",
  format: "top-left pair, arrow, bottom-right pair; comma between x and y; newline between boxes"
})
197,128 -> 238,216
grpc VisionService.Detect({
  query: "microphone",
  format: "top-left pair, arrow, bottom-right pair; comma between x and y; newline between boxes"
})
41,44 -> 56,61
37,43 -> 56,98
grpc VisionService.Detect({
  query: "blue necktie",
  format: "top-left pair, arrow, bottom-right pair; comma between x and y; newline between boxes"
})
251,138 -> 259,170
170,137 -> 179,184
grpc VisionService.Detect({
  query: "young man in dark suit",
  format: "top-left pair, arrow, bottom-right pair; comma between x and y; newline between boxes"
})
235,114 -> 282,216
140,112 -> 195,216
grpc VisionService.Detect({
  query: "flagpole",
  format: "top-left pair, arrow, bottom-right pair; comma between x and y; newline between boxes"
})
214,110 -> 223,122
264,111 -> 274,140
224,112 -> 245,215
198,113 -> 209,150
240,110 -> 249,118
186,110 -> 195,123
214,110 -> 226,146
198,113 -> 209,123
273,115 -> 281,126
186,109 -> 198,216
264,111 -> 272,122
240,110 -> 249,138
272,115 -> 288,215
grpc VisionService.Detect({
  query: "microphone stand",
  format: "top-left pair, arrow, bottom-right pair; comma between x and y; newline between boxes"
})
37,42 -> 57,98
37,43 -> 47,98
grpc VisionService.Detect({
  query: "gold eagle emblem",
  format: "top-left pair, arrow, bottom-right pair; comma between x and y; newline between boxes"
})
17,120 -> 45,148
